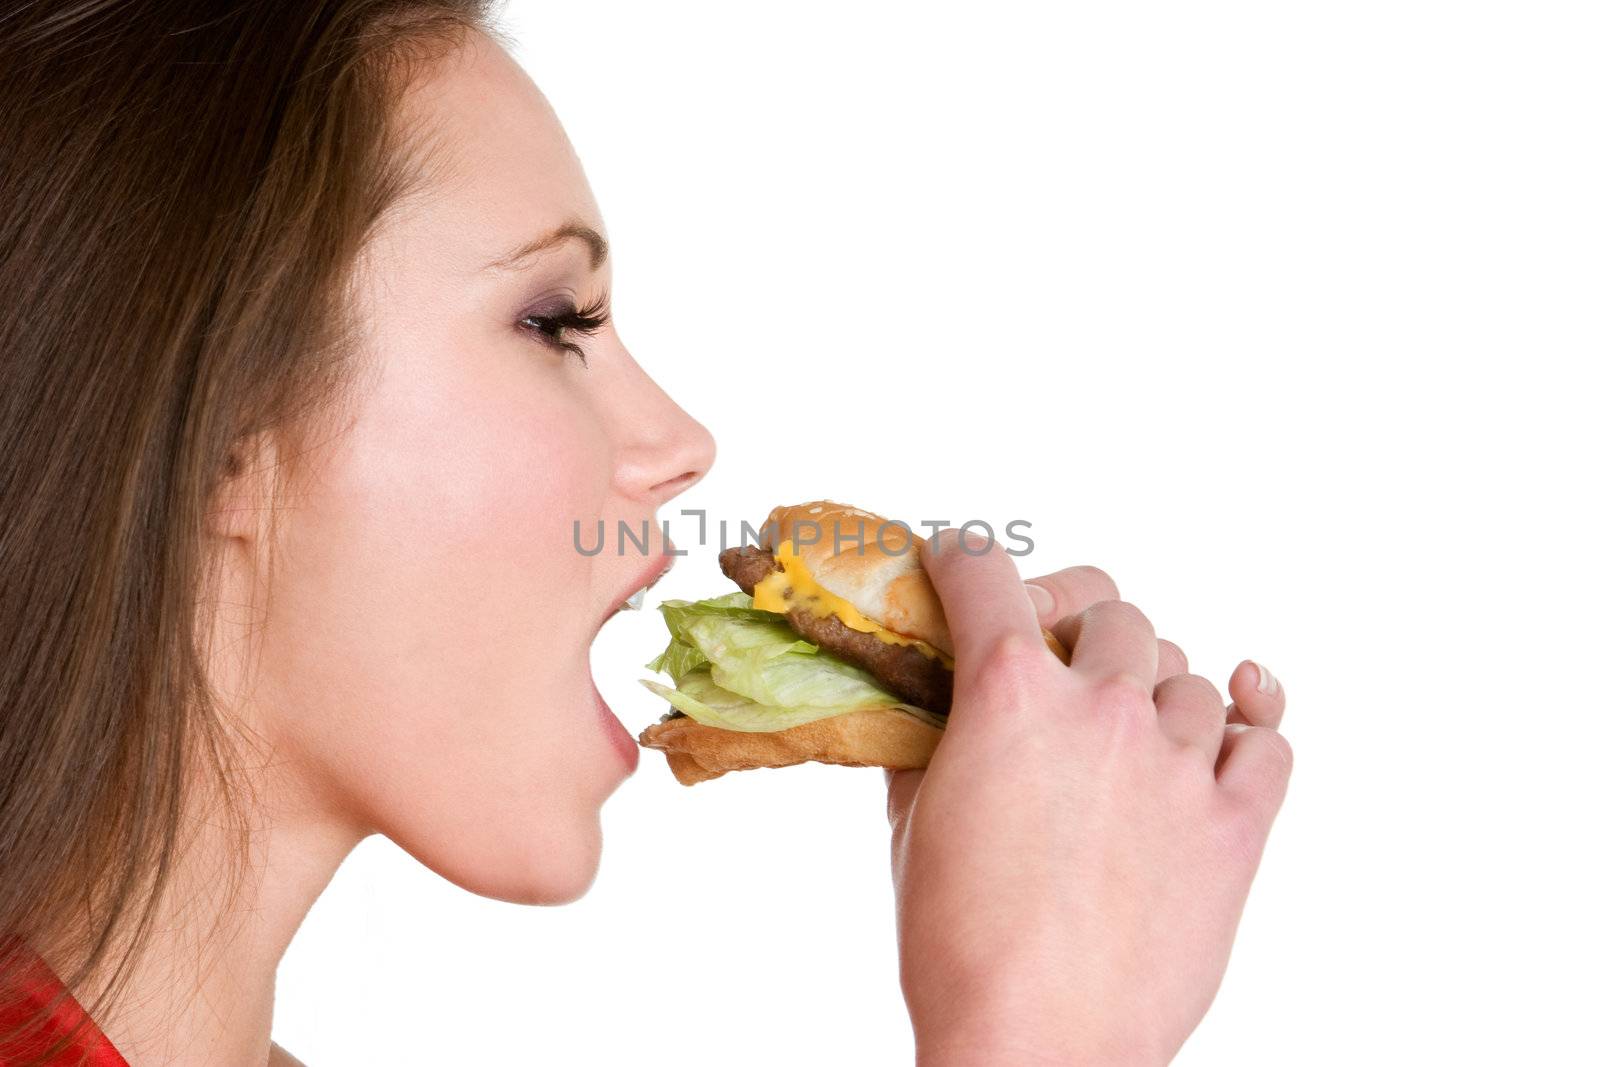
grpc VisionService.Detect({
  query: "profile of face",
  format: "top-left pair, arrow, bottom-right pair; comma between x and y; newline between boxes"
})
221,31 -> 714,904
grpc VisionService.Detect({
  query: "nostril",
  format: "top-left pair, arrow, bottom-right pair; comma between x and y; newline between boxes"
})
650,469 -> 701,496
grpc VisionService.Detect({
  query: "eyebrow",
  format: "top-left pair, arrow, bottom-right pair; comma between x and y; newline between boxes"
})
482,218 -> 609,273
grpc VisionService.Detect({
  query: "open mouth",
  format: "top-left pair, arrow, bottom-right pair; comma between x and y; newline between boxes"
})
600,552 -> 675,628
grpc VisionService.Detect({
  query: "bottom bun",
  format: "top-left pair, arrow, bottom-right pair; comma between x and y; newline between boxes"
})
637,707 -> 942,786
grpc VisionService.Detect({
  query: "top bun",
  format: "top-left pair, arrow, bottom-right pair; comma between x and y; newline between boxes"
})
759,500 -> 1067,664
761,501 -> 953,652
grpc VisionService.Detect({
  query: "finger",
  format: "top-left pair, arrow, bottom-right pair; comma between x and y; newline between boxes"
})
1153,673 -> 1227,760
1216,724 -> 1293,824
885,767 -> 923,883
885,767 -> 921,831
1056,600 -> 1158,690
1021,565 -> 1119,629
1224,660 -> 1286,729
919,528 -> 1042,664
1155,639 -> 1188,683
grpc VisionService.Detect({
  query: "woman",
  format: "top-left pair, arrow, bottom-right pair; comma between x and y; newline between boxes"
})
0,2 -> 1291,1064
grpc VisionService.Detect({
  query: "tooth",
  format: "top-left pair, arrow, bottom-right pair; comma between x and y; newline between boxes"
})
624,587 -> 647,611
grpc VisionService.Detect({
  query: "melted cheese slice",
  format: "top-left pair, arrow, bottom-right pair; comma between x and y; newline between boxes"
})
752,540 -> 955,668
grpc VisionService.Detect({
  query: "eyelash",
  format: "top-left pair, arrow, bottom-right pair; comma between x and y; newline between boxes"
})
516,290 -> 612,367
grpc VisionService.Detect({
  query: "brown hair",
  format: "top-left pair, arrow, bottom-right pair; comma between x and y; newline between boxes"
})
1,1 -> 499,1057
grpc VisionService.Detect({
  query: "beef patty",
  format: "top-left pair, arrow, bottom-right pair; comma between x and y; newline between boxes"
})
718,545 -> 953,716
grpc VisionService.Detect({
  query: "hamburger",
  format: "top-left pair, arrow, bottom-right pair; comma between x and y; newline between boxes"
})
637,501 -> 1066,785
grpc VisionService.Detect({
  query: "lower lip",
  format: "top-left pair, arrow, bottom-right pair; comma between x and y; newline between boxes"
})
592,677 -> 640,773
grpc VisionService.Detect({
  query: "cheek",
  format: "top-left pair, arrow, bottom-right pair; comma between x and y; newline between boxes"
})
259,341 -> 620,900
352,358 -> 595,584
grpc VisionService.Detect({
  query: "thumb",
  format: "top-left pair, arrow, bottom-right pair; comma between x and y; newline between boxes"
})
919,527 -> 1038,665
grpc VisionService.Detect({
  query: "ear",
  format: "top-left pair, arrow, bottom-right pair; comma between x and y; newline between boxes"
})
206,431 -> 281,545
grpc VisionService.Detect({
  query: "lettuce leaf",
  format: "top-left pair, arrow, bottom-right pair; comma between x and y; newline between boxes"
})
644,591 -> 815,685
639,591 -> 943,733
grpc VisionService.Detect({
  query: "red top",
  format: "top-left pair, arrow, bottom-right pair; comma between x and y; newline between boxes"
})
0,940 -> 127,1066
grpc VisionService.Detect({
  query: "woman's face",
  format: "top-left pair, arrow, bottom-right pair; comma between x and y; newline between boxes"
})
243,32 -> 714,903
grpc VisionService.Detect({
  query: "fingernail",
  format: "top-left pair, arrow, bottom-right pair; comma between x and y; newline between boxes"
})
1024,582 -> 1055,617
1252,661 -> 1279,695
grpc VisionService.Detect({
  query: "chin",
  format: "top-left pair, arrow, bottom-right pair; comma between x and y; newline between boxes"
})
521,821 -> 604,905
410,808 -> 605,907
375,681 -> 632,906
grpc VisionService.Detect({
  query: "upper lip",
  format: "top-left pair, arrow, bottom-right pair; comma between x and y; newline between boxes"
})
601,550 -> 675,626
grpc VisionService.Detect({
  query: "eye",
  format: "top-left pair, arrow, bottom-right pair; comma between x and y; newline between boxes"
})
516,290 -> 611,367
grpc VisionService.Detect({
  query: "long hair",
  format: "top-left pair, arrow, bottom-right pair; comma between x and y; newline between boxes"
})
0,1 -> 498,1057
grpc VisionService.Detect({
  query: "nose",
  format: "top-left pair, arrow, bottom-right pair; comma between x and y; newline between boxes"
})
606,352 -> 716,508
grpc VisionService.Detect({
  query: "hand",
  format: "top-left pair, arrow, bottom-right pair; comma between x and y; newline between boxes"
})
887,530 -> 1291,1065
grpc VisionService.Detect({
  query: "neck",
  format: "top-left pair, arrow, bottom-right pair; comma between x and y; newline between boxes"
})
46,768 -> 364,1066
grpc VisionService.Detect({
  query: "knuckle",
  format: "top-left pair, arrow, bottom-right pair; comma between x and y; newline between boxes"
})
1085,598 -> 1153,635
1072,564 -> 1120,602
1093,670 -> 1155,717
1174,740 -> 1219,778
1179,671 -> 1223,706
1228,731 -> 1295,805
1239,726 -> 1295,776
967,631 -> 1056,697
1154,672 -> 1222,713
1211,801 -> 1270,862
1264,730 -> 1295,774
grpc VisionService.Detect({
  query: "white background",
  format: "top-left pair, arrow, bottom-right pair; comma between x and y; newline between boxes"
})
273,2 -> 1599,1063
